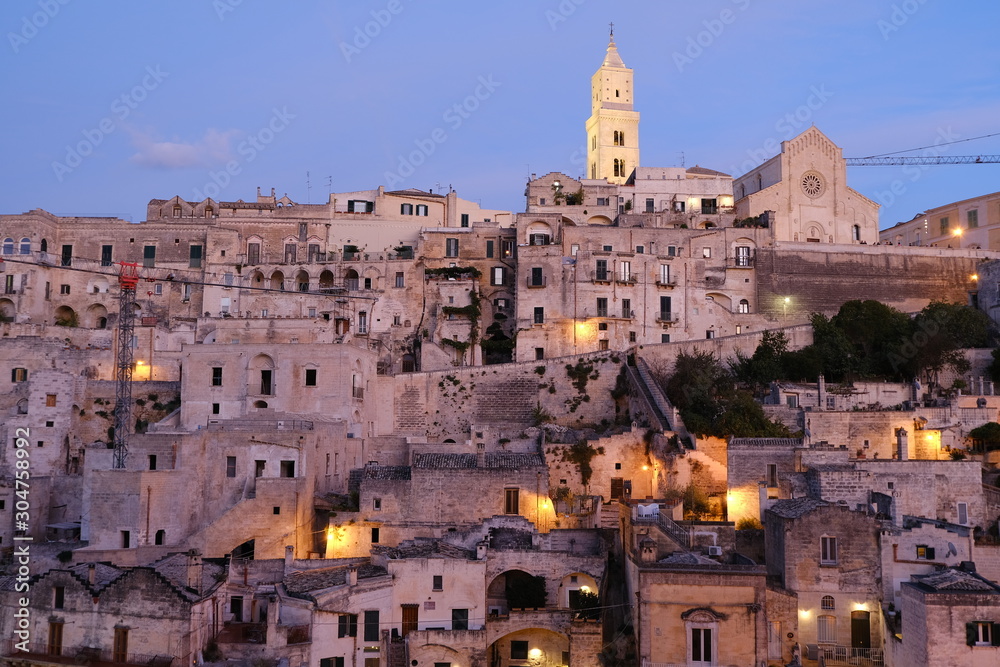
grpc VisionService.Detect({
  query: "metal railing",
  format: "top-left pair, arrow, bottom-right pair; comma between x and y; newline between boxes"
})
526,276 -> 547,288
656,311 -> 679,323
634,510 -> 690,549
816,645 -> 884,666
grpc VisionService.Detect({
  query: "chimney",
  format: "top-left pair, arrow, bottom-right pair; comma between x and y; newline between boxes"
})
87,563 -> 96,586
186,549 -> 203,593
284,545 -> 294,569
896,427 -> 909,461
817,374 -> 826,407
476,442 -> 486,468
476,540 -> 488,561
348,568 -> 358,586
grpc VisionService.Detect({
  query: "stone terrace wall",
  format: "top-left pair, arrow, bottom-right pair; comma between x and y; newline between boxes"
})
756,245 -> 991,317
391,350 -> 624,440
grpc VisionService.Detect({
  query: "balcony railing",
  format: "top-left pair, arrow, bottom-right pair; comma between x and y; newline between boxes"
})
526,276 -> 547,288
812,645 -> 884,666
1,640 -> 175,667
655,278 -> 677,288
592,270 -> 611,283
615,275 -> 638,285
727,256 -> 755,268
656,312 -> 678,323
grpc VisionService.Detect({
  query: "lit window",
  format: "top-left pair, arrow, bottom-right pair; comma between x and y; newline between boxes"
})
821,595 -> 835,610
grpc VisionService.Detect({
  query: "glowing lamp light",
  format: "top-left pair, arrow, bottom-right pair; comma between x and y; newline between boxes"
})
580,585 -> 591,593
136,360 -> 146,366
952,228 -> 963,237
971,274 -> 979,281
853,602 -> 869,612
528,649 -> 542,659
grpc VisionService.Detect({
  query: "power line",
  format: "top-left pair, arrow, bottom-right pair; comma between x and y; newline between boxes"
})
855,130 -> 1000,159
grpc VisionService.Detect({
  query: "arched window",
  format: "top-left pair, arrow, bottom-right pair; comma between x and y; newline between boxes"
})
2,238 -> 13,255
821,595 -> 835,610
614,160 -> 621,177
19,238 -> 30,254
40,239 -> 48,252
737,299 -> 750,314
852,225 -> 861,242
172,205 -> 182,217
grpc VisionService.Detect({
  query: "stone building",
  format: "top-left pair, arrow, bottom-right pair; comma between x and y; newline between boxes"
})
880,189 -> 1000,249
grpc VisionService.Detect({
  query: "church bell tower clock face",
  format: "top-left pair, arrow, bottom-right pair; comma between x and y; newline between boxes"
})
800,171 -> 825,198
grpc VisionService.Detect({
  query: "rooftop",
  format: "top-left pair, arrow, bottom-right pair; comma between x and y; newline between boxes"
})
767,497 -> 829,519
910,568 -> 1000,593
412,452 -> 544,469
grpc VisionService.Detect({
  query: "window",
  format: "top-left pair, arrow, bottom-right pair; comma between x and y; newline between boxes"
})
452,609 -> 468,631
284,243 -> 297,263
348,200 -> 374,213
968,209 -> 979,228
486,240 -> 494,258
416,204 -> 428,216
433,575 -> 443,591
54,586 -> 65,609
12,368 -> 28,382
735,245 -> 752,266
528,266 -> 545,287
690,627 -> 713,664
338,614 -> 358,638
966,621 -> 999,646
510,641 -> 529,660
60,284 -> 70,295
958,502 -> 969,525
155,529 -> 165,545
491,267 -> 506,286
786,394 -> 798,408
916,544 -> 935,560
820,536 -> 838,564
702,247 -> 711,258
61,244 -> 72,267
852,225 -> 861,242
529,233 -> 550,246
535,347 -> 544,360
533,307 -> 544,324
596,259 -> 609,281
738,299 -> 750,314
940,216 -> 950,234
400,203 -> 414,215
280,460 -> 295,478
645,198 -> 654,213
5,274 -> 14,294
100,245 -> 113,266
121,531 -> 131,548
143,245 -> 156,268
629,331 -> 636,342
821,595 -> 835,611
701,198 -> 718,214
504,488 -> 519,514
260,369 -> 273,395
766,464 -> 778,488
659,296 -> 672,322
18,238 -> 30,255
636,245 -> 644,254
371,527 -> 379,543
501,240 -> 514,258
305,368 -> 317,387
212,403 -> 220,415
622,299 -> 631,318
619,261 -> 631,282
597,298 -> 608,317
226,456 -> 236,478
247,242 -> 261,265
445,238 -> 459,257
461,213 -> 470,227
320,659 -> 345,667
705,330 -> 715,340
212,367 -> 222,386
189,245 -> 203,268
46,394 -> 57,407
1,238 -> 12,254
47,621 -> 63,656
817,615 -> 837,644
363,610 -> 380,642
659,264 -> 671,285
372,497 -> 382,511
603,245 -> 613,252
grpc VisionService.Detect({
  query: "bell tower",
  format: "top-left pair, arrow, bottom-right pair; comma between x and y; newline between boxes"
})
585,27 -> 640,184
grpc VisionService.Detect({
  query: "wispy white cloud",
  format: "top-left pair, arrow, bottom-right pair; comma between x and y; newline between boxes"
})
128,127 -> 240,168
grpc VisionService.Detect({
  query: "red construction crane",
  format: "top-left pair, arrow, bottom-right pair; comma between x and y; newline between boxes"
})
112,262 -> 139,469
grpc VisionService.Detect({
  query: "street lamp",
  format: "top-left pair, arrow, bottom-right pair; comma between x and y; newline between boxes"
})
783,297 -> 790,319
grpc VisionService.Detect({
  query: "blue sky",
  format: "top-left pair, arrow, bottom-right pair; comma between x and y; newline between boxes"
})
2,0 -> 998,227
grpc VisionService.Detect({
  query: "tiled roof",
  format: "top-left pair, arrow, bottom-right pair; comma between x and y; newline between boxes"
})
412,452 -> 544,469
152,553 -> 227,597
687,165 -> 731,178
68,562 -> 127,589
913,569 -> 1000,592
362,465 -> 411,480
729,437 -> 802,448
767,497 -> 829,519
284,563 -> 387,596
658,552 -> 721,566
374,541 -> 473,560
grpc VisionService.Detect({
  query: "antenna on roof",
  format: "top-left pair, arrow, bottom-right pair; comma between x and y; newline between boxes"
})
306,171 -> 311,204
326,175 -> 332,196
678,151 -> 686,168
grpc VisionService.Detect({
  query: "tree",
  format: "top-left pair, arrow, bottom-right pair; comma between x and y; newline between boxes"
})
910,302 -> 993,390
663,351 -> 730,436
731,330 -> 789,396
969,422 -> 1000,452
714,390 -> 793,438
830,300 -> 913,380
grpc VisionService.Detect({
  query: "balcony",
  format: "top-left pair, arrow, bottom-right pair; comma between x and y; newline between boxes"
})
655,278 -> 677,289
526,276 -> 547,288
217,622 -> 267,644
591,270 -> 611,284
656,312 -> 678,324
727,255 -> 755,269
2,640 -> 175,667
615,275 -> 638,286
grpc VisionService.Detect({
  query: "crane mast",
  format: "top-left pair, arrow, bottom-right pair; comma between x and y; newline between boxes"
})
112,262 -> 139,470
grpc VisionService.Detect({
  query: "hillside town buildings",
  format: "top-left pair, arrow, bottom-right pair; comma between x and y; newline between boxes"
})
2,33 -> 1000,667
